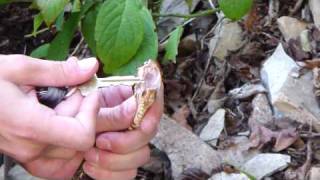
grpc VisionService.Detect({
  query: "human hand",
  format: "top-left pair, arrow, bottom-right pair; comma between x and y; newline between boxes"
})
22,85 -> 164,180
82,85 -> 164,179
0,55 -> 99,163
22,92 -> 89,180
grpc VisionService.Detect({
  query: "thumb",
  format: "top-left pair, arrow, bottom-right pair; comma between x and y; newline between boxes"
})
0,55 -> 99,86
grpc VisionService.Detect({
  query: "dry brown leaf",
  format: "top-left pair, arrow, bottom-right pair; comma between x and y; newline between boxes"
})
297,58 -> 320,69
177,168 -> 210,180
249,123 -> 299,152
244,3 -> 258,32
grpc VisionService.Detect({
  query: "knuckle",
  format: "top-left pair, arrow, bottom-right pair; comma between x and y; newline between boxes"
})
17,125 -> 38,141
118,106 -> 133,127
16,147 -> 42,163
57,61 -> 71,83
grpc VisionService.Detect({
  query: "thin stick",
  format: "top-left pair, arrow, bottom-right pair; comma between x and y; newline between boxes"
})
24,27 -> 50,38
70,37 -> 84,56
153,9 -> 218,19
290,0 -> 305,15
191,18 -> 225,101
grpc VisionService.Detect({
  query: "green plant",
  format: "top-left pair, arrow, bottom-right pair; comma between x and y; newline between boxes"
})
2,0 -> 253,75
30,0 -> 158,75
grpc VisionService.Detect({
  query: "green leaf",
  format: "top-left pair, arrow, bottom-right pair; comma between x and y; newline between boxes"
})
72,0 -> 81,12
164,26 -> 184,63
113,7 -> 158,75
141,0 -> 148,7
81,3 -> 101,55
36,0 -> 69,25
30,43 -> 50,58
95,0 -> 145,73
81,0 -> 97,15
218,0 -> 253,21
55,12 -> 65,31
47,12 -> 81,60
32,14 -> 43,37
46,1 -> 95,61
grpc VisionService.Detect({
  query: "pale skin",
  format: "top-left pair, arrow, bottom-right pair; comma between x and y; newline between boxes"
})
0,55 -> 163,180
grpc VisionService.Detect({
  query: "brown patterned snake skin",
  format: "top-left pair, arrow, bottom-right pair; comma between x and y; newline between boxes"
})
129,60 -> 162,130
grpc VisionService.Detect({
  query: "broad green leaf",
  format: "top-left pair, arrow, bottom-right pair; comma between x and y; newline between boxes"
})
30,43 -> 50,58
81,0 -> 97,15
218,0 -> 253,21
72,0 -> 81,12
164,26 -> 184,63
36,0 -> 69,25
46,1 -> 95,61
32,14 -> 43,37
81,3 -> 101,55
113,7 -> 158,75
55,12 -> 65,31
47,12 -> 81,60
95,0 -> 145,73
141,0 -> 148,7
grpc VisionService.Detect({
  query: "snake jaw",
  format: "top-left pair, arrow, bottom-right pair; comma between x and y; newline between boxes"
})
129,60 -> 162,130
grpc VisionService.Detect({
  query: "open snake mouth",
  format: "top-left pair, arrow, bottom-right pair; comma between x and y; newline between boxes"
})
130,60 -> 163,130
135,60 -> 162,95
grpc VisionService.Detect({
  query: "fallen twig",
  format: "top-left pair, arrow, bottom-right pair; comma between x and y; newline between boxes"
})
153,9 -> 218,19
290,0 -> 305,15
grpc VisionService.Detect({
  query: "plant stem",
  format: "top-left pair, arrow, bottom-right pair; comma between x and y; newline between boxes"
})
152,9 -> 218,19
24,27 -> 50,38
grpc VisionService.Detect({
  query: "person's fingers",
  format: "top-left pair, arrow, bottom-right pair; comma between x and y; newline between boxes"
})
20,92 -> 99,151
0,55 -> 98,86
24,152 -> 83,180
96,87 -> 163,153
96,128 -> 157,154
97,84 -> 163,133
139,92 -> 163,135
83,162 -> 137,180
84,146 -> 150,171
96,97 -> 136,133
43,92 -> 83,159
99,86 -> 133,107
44,147 -> 78,160
54,91 -> 83,117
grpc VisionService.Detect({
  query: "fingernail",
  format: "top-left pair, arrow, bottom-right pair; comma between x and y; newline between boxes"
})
85,149 -> 99,163
78,58 -> 97,70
